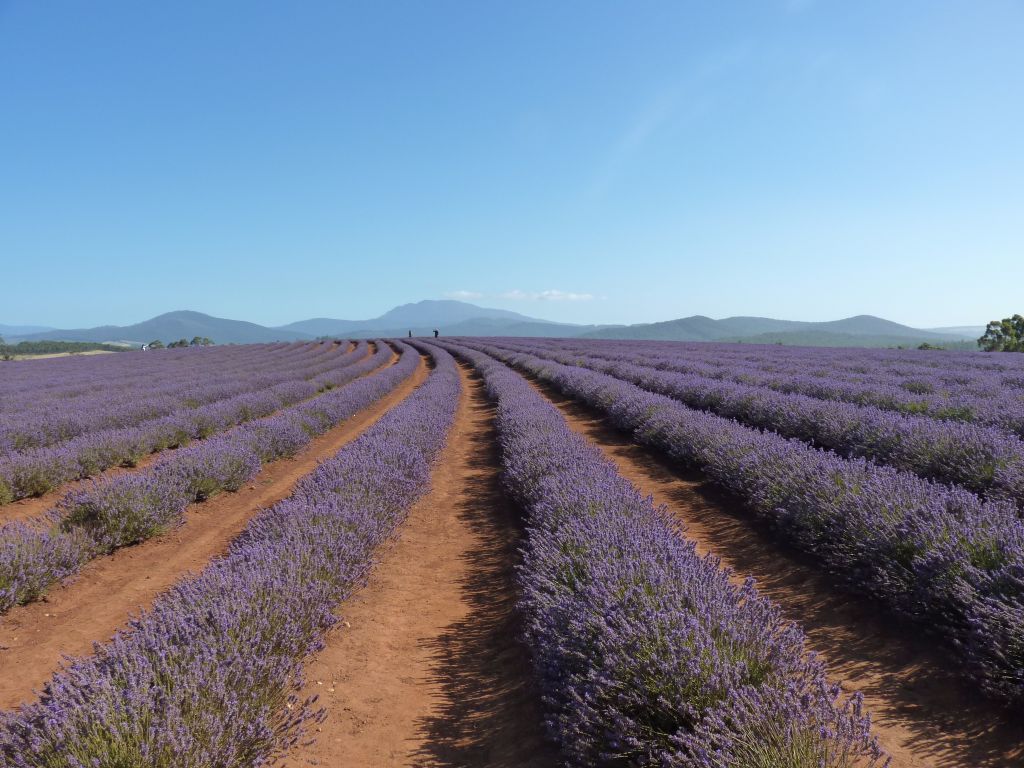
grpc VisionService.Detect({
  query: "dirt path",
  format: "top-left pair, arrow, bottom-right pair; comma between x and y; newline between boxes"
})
0,347 -> 425,711
283,362 -> 556,768
523,374 -> 1023,768
0,342 -> 369,525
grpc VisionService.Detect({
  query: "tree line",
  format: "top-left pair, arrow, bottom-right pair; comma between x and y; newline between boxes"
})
145,337 -> 214,349
0,340 -> 128,360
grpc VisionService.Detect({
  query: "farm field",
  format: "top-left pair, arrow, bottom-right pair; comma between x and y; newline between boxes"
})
0,339 -> 1022,767
4,350 -> 117,361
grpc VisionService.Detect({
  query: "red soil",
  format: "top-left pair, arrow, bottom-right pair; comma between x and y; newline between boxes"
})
283,362 -> 555,768
526,374 -> 1024,768
0,347 -> 426,711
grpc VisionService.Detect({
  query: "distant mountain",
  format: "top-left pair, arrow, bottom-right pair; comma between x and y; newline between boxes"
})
699,316 -> 806,338
273,317 -> 365,337
579,316 -> 726,342
276,300 -> 543,337
3,303 -> 985,349
377,300 -> 534,327
814,315 -> 952,338
579,314 -> 969,347
341,316 -> 608,340
13,311 -> 308,345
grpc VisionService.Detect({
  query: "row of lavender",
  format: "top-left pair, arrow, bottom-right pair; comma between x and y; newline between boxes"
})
437,341 -> 886,767
615,338 -> 1024,393
0,341 -> 296,405
485,339 -> 1024,507
529,338 -> 1024,437
0,341 -> 407,614
461,340 -> 1024,704
1,341 -> 353,452
0,342 -> 299,424
0,342 -> 371,504
0,344 -> 459,765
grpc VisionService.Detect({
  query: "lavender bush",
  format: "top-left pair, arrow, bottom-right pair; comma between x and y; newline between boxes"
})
167,436 -> 262,501
0,520 -> 91,609
59,473 -> 191,553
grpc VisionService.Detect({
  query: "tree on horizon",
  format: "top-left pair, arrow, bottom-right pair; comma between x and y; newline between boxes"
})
978,315 -> 1024,352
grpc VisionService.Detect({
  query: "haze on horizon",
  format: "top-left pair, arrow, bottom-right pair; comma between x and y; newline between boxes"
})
1,1 -> 1021,330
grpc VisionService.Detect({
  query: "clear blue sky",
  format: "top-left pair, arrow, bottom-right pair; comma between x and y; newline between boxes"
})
1,1 -> 1021,329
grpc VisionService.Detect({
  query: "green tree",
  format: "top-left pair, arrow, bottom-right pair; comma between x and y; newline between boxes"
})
978,315 -> 1024,352
148,340 -> 165,349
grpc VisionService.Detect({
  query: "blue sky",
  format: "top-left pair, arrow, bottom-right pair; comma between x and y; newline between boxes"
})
1,1 -> 1021,329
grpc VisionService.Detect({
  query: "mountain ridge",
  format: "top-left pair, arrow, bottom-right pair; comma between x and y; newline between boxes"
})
4,301 -> 983,348
10,311 -> 309,346
275,300 -> 541,337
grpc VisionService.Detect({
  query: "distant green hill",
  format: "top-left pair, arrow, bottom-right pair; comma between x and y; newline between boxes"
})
3,303 -> 983,349
579,314 -> 971,347
13,310 -> 309,345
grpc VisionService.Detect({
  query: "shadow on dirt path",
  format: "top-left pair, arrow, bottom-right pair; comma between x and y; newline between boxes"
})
284,361 -> 556,768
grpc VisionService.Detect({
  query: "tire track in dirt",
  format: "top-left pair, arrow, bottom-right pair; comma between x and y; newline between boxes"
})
283,361 -> 556,768
0,343 -> 369,524
0,346 -> 427,711
521,371 -> 1023,768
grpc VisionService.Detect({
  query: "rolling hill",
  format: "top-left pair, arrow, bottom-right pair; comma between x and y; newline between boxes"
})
3,302 -> 982,348
276,300 -> 545,337
579,314 -> 970,346
11,311 -> 309,345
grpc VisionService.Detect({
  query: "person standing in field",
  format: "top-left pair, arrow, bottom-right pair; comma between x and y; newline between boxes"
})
433,329 -> 439,338
408,330 -> 412,338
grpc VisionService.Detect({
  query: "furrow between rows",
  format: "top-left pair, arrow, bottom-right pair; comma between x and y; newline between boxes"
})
282,358 -> 554,767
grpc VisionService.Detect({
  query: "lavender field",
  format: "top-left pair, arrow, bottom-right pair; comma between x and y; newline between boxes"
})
0,339 -> 1021,767
8,0 -> 1021,763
